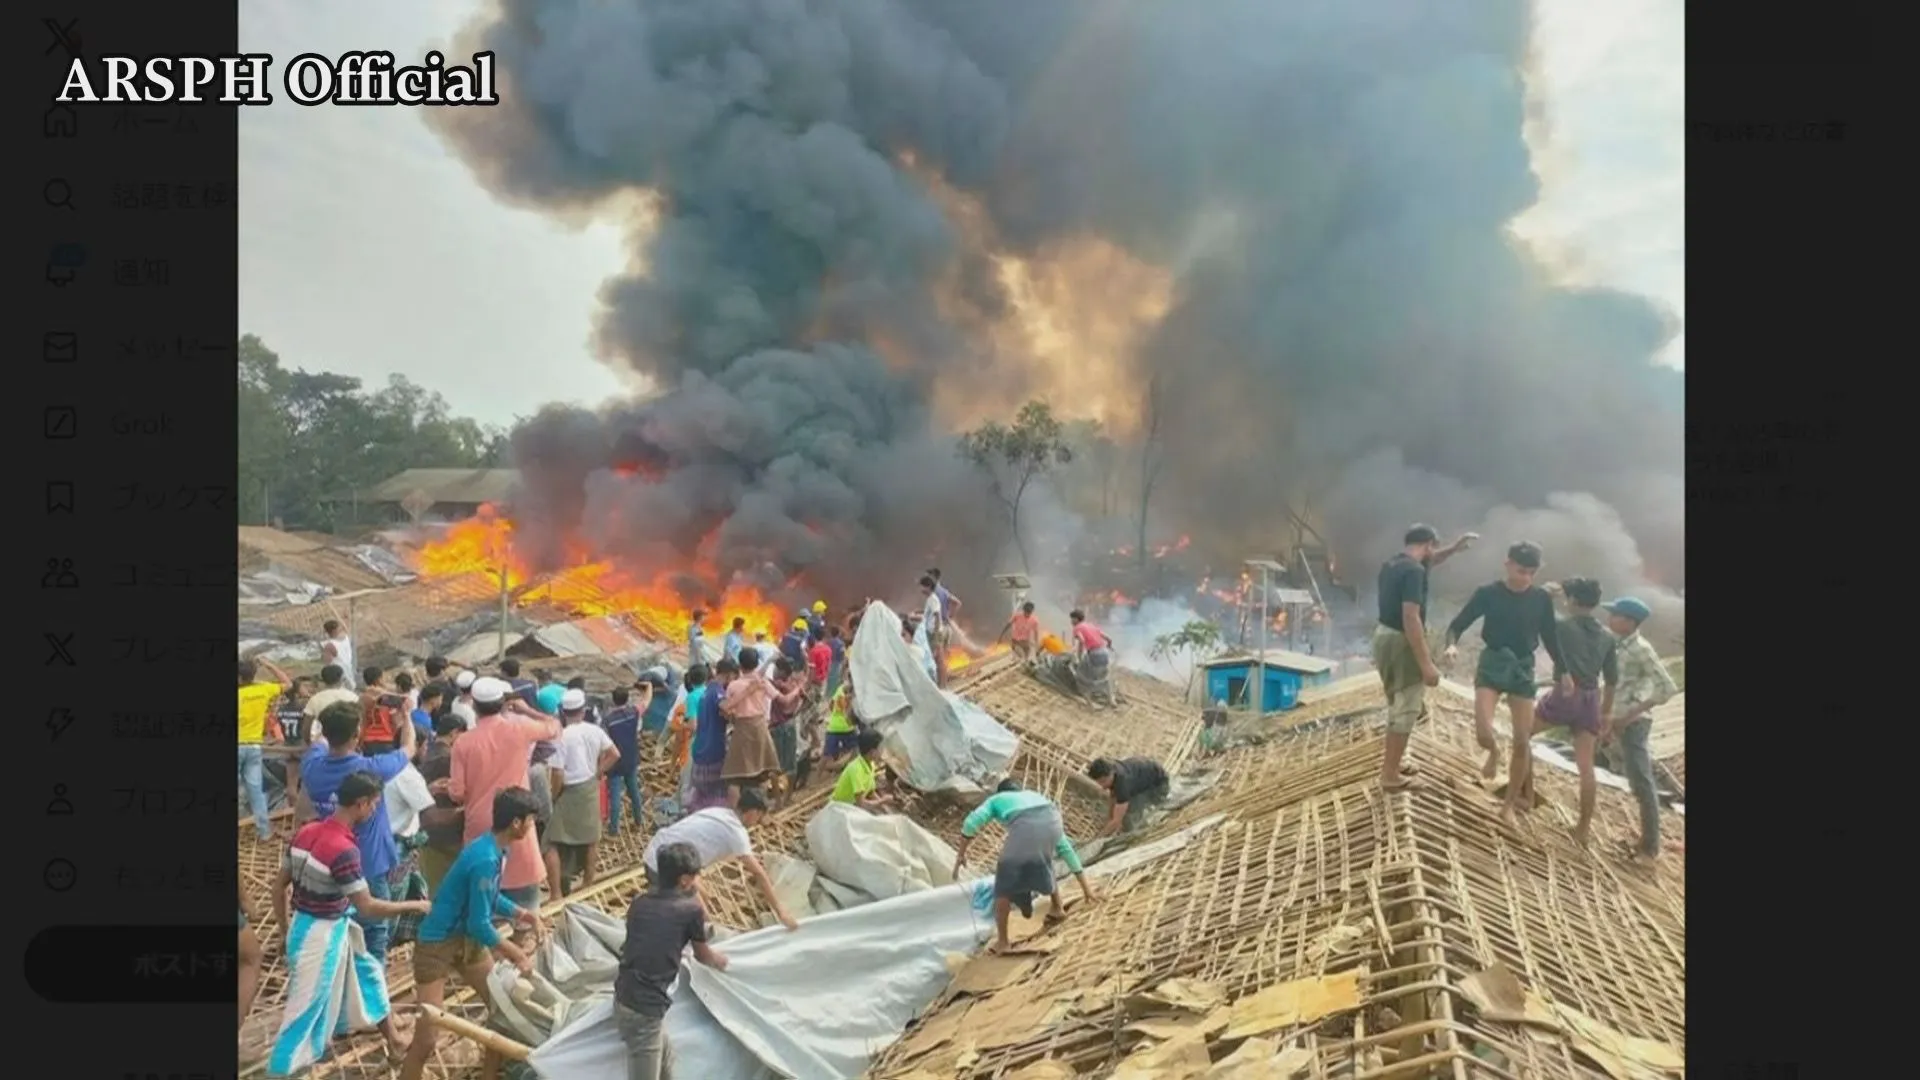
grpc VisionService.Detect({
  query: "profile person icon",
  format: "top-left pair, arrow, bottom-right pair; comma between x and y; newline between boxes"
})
42,558 -> 79,589
47,784 -> 74,816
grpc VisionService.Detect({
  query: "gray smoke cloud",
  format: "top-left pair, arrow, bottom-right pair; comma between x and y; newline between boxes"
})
431,0 -> 1682,624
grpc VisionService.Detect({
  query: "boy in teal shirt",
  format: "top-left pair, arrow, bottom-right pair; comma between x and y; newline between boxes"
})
953,780 -> 1097,952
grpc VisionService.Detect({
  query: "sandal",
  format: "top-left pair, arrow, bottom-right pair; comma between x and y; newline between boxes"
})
1380,778 -> 1419,793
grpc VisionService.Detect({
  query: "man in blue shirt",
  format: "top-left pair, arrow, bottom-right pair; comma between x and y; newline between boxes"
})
603,683 -> 652,834
411,683 -> 446,750
687,609 -> 708,668
780,619 -> 809,666
499,657 -> 539,708
301,700 -> 417,960
722,617 -> 746,663
806,601 -> 829,640
397,787 -> 542,1080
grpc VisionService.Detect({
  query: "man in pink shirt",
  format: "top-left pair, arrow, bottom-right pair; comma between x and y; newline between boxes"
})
1067,609 -> 1117,706
444,677 -> 563,910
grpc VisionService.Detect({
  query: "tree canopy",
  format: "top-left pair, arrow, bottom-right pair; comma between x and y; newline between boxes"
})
958,400 -> 1075,571
237,334 -> 509,529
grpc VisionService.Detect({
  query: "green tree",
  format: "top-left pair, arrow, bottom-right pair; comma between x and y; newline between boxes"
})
1150,618 -> 1224,698
958,400 -> 1074,571
235,334 -> 509,529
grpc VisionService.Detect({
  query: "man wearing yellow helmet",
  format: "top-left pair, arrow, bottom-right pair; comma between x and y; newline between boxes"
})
780,618 -> 809,667
806,600 -> 829,640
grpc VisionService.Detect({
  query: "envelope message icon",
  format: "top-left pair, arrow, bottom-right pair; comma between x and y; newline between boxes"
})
43,332 -> 76,363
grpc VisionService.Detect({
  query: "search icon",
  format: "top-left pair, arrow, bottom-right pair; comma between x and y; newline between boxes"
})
44,179 -> 77,211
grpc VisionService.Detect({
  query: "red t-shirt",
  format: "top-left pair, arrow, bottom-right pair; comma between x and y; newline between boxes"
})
1072,622 -> 1109,652
1009,613 -> 1039,642
807,640 -> 832,683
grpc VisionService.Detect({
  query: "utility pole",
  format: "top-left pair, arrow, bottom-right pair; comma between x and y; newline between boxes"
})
1245,558 -> 1285,716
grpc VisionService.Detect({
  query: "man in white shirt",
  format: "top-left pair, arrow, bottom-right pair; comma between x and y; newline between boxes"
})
448,669 -> 479,729
643,788 -> 799,931
546,688 -> 619,894
302,664 -> 359,744
320,619 -> 356,689
918,575 -> 948,687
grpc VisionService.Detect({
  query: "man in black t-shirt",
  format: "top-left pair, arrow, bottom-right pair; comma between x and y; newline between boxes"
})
616,842 -> 729,1080
1088,757 -> 1170,837
1371,523 -> 1475,791
1443,540 -> 1568,815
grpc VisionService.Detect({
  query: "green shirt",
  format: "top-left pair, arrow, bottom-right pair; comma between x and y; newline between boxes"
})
831,756 -> 876,804
826,688 -> 855,734
961,791 -> 1084,874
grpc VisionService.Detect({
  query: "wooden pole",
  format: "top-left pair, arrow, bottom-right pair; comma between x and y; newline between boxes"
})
496,557 -> 510,665
414,1003 -> 533,1062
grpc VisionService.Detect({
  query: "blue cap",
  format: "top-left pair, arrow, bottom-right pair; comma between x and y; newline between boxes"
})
1604,596 -> 1652,623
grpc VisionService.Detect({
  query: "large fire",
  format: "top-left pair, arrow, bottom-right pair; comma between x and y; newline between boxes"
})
416,505 -> 792,639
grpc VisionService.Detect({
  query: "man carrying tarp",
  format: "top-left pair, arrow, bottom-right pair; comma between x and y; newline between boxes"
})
396,787 -> 543,1080
618,841 -> 730,1080
1371,523 -> 1475,792
1088,756 -> 1169,837
644,787 -> 800,931
953,779 -> 1097,953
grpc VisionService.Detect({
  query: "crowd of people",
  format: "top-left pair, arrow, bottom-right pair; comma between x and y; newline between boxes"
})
234,567 -> 1059,1078
1370,523 -> 1680,858
235,539 -> 1675,1078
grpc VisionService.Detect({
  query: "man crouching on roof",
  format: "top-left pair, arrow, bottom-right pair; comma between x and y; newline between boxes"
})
954,779 -> 1096,953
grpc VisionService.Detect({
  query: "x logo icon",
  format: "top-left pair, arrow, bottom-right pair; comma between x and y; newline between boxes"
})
44,18 -> 82,58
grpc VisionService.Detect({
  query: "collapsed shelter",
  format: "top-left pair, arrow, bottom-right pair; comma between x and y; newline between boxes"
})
239,640 -> 1684,1079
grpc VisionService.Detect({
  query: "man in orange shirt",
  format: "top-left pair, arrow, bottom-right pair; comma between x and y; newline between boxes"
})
443,678 -> 562,911
1002,602 -> 1042,665
238,657 -> 292,842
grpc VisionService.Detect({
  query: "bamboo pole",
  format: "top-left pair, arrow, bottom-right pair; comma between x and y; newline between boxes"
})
414,1003 -> 532,1062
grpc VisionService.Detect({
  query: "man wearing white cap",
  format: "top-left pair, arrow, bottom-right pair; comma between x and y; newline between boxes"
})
546,688 -> 620,895
449,670 -> 479,730
443,677 -> 563,911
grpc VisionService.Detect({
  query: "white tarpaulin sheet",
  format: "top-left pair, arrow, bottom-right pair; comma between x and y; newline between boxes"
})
804,801 -> 958,902
847,601 -> 1018,793
524,814 -> 1229,1079
528,881 -> 996,1080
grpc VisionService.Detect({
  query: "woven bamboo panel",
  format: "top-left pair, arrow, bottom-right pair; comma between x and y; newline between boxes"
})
966,664 -> 1203,774
871,728 -> 1685,1079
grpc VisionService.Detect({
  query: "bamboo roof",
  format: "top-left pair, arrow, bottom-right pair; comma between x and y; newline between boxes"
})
872,678 -> 1686,1080
239,659 -> 1684,1080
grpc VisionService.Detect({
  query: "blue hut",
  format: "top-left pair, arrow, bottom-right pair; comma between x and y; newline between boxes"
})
1201,649 -> 1336,712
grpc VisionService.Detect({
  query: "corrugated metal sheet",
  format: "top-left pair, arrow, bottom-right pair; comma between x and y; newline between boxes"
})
1271,588 -> 1317,605
1199,648 -> 1336,675
530,616 -> 657,662
447,631 -> 525,665
529,622 -> 604,659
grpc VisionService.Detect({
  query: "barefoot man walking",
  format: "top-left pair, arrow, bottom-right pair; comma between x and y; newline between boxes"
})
1372,524 -> 1475,791
1444,541 -> 1566,820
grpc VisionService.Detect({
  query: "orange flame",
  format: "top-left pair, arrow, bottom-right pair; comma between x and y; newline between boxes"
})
946,641 -> 1012,673
415,505 -> 791,640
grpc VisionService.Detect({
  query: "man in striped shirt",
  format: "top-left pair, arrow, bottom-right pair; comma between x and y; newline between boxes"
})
268,771 -> 430,1074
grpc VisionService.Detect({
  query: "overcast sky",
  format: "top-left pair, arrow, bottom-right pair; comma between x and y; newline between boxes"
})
239,0 -> 1684,429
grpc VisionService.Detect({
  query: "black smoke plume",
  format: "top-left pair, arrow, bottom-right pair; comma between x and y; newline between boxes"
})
431,0 -> 1682,623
